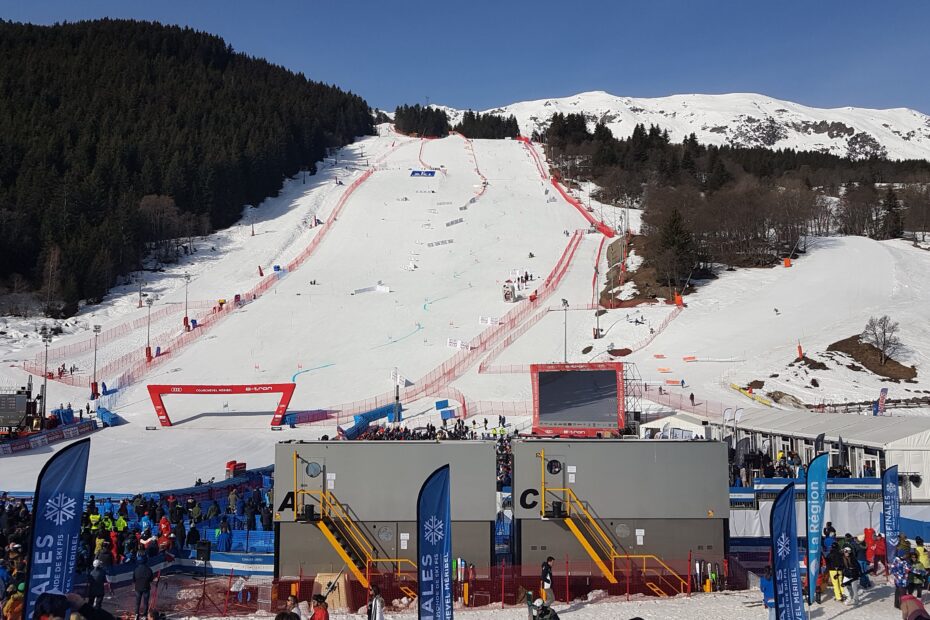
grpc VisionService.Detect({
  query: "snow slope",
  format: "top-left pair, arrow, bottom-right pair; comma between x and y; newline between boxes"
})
0,131 -> 591,491
4,126 -> 930,493
446,90 -> 930,160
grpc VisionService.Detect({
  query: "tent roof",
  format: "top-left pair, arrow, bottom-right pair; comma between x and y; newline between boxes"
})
722,408 -> 930,449
641,412 -> 709,432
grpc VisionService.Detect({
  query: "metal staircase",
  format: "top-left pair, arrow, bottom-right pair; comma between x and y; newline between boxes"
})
537,450 -> 687,596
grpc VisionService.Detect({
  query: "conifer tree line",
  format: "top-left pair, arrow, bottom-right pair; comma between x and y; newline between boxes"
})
392,106 -> 520,139
537,113 -> 930,293
453,110 -> 520,139
393,105 -> 451,137
0,19 -> 373,314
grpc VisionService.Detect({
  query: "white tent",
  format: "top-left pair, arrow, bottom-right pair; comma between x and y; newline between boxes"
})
639,412 -> 710,440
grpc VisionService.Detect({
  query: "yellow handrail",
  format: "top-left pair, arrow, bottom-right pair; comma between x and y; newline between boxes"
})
324,494 -> 375,560
367,557 -> 418,576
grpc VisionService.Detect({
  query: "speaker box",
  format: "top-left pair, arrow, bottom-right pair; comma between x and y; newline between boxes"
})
303,504 -> 317,522
196,540 -> 211,562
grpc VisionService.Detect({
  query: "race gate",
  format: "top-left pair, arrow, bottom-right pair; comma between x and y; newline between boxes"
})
147,383 -> 297,427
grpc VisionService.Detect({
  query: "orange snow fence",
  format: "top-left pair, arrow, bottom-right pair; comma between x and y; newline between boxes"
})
784,257 -> 792,268
665,379 -> 682,385
674,293 -> 684,307
653,354 -> 666,359
682,356 -> 697,362
657,367 -> 672,373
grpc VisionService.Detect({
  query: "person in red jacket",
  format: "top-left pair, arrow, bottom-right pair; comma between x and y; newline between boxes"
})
310,595 -> 330,620
872,533 -> 888,576
158,516 -> 171,538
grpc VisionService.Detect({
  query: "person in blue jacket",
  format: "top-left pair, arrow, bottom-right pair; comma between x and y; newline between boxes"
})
759,565 -> 776,620
215,523 -> 233,552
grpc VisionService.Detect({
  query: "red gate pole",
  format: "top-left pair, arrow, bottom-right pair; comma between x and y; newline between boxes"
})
626,559 -> 631,601
564,555 -> 569,603
687,549 -> 692,598
500,559 -> 505,609
224,568 -> 234,615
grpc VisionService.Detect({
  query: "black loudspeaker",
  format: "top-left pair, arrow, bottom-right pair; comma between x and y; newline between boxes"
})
551,501 -> 564,518
303,504 -> 317,522
196,540 -> 211,562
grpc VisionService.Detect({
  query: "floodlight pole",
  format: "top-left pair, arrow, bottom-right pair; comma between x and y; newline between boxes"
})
41,326 -> 52,420
561,299 -> 569,363
92,324 -> 101,399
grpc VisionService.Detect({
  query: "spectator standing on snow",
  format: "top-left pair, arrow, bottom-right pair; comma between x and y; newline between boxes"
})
892,550 -> 912,609
133,556 -> 155,620
367,585 -> 384,620
88,559 -> 107,609
540,556 -> 554,603
841,547 -> 861,606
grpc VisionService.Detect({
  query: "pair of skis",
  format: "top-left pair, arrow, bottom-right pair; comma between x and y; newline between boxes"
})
693,559 -> 725,592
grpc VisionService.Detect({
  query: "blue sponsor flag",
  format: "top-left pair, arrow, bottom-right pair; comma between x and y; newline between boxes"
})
771,483 -> 806,620
418,465 -> 452,620
882,466 -> 900,561
24,438 -> 91,619
805,453 -> 828,605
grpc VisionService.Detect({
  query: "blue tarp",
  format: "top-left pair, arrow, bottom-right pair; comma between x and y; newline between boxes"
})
353,403 -> 399,427
96,407 -> 124,427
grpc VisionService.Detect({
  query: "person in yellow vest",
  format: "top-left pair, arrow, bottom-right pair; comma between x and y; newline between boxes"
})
88,512 -> 101,532
115,514 -> 128,532
916,536 -> 930,571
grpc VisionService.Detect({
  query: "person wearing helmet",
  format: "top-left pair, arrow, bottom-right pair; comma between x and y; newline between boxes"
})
532,598 -> 560,620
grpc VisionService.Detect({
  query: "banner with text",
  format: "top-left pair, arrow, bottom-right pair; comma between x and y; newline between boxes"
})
806,453 -> 828,605
418,465 -> 452,620
25,438 -> 91,620
771,483 -> 806,620
883,465 -> 900,562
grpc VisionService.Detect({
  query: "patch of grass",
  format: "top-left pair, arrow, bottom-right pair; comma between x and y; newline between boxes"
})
827,335 -> 917,381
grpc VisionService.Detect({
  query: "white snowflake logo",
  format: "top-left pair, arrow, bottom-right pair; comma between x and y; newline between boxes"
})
424,515 -> 444,545
776,533 -> 791,560
886,482 -> 897,494
45,492 -> 77,526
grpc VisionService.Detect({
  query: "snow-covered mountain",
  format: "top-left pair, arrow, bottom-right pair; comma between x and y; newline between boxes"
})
444,91 -> 930,161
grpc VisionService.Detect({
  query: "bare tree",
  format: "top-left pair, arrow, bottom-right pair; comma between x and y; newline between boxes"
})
861,315 -> 902,365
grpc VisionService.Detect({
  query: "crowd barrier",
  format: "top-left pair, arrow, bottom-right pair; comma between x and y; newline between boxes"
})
516,136 -> 550,180
276,555 -> 716,618
642,385 -> 729,420
35,301 -> 217,364
0,419 -> 98,456
592,235 -> 607,306
92,560 -> 275,618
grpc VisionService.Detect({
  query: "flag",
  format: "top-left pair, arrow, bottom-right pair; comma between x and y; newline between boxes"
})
805,453 -> 829,605
882,466 -> 900,562
418,465 -> 452,620
771,483 -> 806,619
814,433 -> 825,454
878,388 -> 889,415
24,438 -> 91,620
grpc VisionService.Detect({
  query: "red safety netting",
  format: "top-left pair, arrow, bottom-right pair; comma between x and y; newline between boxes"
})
21,149 -> 400,394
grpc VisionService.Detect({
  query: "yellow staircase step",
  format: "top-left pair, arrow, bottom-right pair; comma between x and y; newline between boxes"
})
645,582 -> 668,597
317,520 -> 369,588
564,517 -> 618,584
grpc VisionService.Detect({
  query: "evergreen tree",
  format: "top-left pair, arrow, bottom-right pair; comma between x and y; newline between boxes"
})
880,186 -> 904,239
0,19 -> 374,313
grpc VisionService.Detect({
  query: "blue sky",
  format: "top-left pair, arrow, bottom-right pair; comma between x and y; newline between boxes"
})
5,0 -> 930,114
